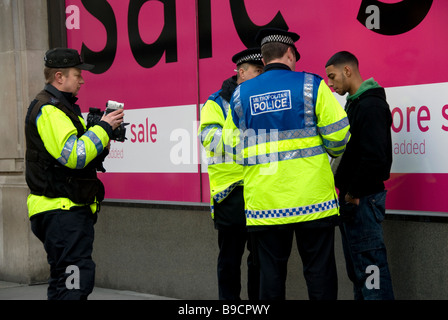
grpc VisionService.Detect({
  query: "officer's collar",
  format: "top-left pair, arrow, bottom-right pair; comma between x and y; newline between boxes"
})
61,91 -> 78,105
44,84 -> 78,106
263,63 -> 291,72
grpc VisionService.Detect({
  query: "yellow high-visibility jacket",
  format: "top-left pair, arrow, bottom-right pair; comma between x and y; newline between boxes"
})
25,85 -> 110,218
199,77 -> 243,218
224,65 -> 350,227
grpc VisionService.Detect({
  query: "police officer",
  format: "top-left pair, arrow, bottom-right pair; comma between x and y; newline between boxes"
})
199,48 -> 263,300
25,48 -> 124,299
224,29 -> 350,300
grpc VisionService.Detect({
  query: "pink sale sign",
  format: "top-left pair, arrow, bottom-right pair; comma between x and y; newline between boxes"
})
65,0 -> 447,213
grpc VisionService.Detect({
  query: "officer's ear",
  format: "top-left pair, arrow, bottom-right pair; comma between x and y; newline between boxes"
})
285,47 -> 296,71
54,71 -> 64,84
238,64 -> 250,82
286,47 -> 295,62
237,66 -> 243,80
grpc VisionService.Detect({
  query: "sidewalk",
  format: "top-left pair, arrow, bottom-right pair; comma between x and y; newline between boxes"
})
0,281 -> 176,300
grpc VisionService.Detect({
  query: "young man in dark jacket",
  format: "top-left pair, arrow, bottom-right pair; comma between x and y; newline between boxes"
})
325,51 -> 394,300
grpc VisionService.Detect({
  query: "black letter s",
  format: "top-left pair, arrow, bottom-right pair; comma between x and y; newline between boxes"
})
230,0 -> 289,48
80,0 -> 117,74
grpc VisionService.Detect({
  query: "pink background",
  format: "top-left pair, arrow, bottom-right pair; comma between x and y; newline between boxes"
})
66,0 -> 448,212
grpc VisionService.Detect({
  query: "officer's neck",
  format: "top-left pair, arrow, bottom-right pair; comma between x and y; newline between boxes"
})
266,51 -> 295,71
264,63 -> 292,73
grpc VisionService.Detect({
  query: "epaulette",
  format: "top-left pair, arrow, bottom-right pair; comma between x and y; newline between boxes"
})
48,97 -> 60,106
207,90 -> 222,102
302,71 -> 323,81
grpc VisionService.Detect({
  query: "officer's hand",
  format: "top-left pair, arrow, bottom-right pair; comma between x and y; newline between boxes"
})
101,109 -> 124,130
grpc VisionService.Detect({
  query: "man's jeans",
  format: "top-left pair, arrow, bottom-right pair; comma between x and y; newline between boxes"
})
339,190 -> 394,300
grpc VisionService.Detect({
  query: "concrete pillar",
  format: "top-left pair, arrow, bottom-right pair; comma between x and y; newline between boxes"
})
0,0 -> 49,284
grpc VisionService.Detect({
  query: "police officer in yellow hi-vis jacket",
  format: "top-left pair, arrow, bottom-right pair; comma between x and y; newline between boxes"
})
224,28 -> 350,300
199,48 -> 263,300
25,48 -> 124,300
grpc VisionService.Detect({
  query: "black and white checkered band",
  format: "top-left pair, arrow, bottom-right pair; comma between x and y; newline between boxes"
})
235,53 -> 263,66
261,34 -> 294,46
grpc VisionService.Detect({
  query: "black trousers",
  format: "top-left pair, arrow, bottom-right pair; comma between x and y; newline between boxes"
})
214,186 -> 259,300
252,220 -> 338,300
31,206 -> 97,300
217,229 -> 259,300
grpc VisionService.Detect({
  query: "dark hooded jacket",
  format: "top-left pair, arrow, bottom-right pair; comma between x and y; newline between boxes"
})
335,78 -> 393,198
219,75 -> 238,103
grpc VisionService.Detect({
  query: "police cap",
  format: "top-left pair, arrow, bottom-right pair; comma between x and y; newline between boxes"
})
255,28 -> 300,61
231,47 -> 263,67
44,48 -> 94,71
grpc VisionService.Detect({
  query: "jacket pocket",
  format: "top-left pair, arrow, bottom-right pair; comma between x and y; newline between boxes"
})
368,191 -> 387,223
64,177 -> 102,204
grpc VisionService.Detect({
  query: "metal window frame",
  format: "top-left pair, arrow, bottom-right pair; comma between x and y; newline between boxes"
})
47,0 -> 67,48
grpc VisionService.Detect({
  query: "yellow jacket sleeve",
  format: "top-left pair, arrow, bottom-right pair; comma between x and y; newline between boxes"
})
198,99 -> 225,156
315,80 -> 351,157
37,104 -> 110,169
